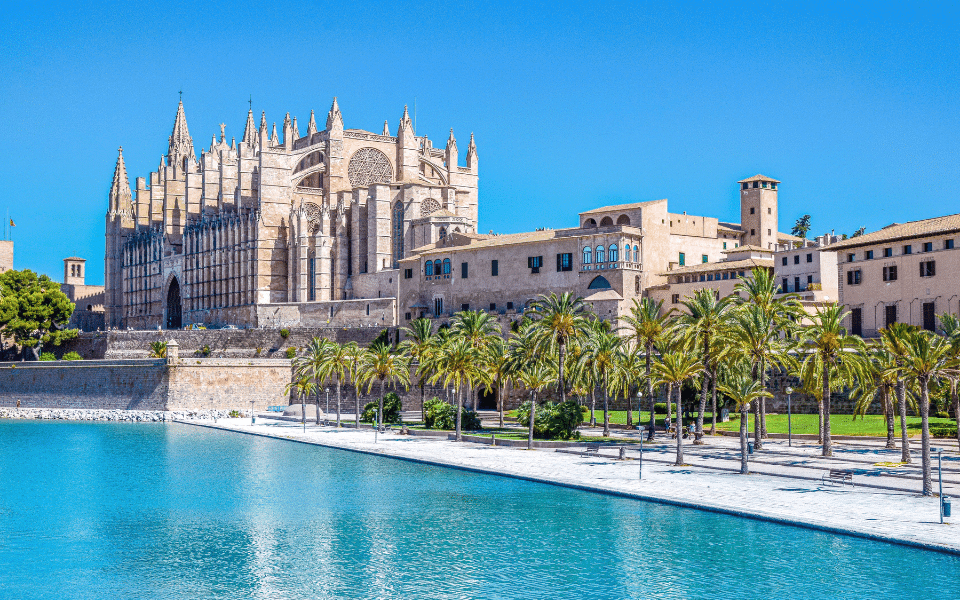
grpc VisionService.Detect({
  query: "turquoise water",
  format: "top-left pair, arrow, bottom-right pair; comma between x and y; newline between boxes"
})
0,422 -> 957,599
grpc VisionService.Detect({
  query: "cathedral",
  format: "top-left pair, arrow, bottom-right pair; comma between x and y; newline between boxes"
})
105,98 -> 479,330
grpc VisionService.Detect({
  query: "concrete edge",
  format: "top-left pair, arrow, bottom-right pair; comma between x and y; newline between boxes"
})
175,419 -> 960,557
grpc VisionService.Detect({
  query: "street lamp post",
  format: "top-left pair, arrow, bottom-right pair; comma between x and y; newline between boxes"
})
934,447 -> 944,524
785,386 -> 793,447
250,400 -> 255,426
636,426 -> 646,480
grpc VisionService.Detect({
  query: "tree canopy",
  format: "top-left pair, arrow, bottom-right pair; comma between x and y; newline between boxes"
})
0,269 -> 78,359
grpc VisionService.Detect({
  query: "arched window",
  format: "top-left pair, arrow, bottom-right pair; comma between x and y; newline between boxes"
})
582,247 -> 592,264
600,216 -> 613,226
425,260 -> 434,276
588,275 -> 611,289
392,202 -> 404,268
608,244 -> 618,262
633,244 -> 639,259
596,245 -> 605,263
442,258 -> 451,275
616,215 -> 631,225
584,218 -> 597,228
624,245 -> 631,262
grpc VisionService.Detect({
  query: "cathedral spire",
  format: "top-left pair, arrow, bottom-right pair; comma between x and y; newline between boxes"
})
382,120 -> 391,136
242,108 -> 257,148
307,110 -> 318,135
326,97 -> 343,132
446,128 -> 457,153
271,122 -> 279,146
259,111 -> 268,135
293,116 -> 300,139
109,147 -> 133,213
167,99 -> 195,167
399,104 -> 413,134
467,132 -> 478,170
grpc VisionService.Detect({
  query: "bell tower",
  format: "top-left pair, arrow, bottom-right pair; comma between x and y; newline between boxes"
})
739,174 -> 780,249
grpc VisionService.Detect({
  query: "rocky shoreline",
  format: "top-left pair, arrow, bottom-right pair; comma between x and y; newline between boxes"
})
0,407 -> 248,422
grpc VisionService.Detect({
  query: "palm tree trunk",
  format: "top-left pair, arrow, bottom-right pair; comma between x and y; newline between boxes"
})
354,375 -> 361,428
695,371 -> 707,445
455,382 -> 463,442
379,379 -> 386,429
952,380 -> 959,451
817,395 -> 824,445
753,392 -> 763,451
756,359 -> 766,449
884,387 -> 896,449
665,382 -> 673,434
590,387 -> 596,427
558,342 -> 566,403
300,391 -> 306,429
498,381 -> 504,428
920,377 -> 932,495
710,368 -> 718,435
626,386 -> 633,427
315,382 -> 322,426
528,391 -> 536,450
898,379 -> 910,463
675,383 -> 684,466
336,376 -> 342,428
822,362 -> 832,457
602,373 -> 610,437
739,402 -> 749,474
419,376 -> 426,423
646,345 -> 655,441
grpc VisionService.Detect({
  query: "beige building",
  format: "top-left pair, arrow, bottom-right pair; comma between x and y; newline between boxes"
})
105,98 -> 478,330
830,214 -> 960,337
0,241 -> 12,274
61,257 -> 105,331
398,174 -> 800,324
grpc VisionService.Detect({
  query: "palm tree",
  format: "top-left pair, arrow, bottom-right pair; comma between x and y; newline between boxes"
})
678,288 -> 735,444
580,323 -> 622,436
343,342 -> 364,427
483,337 -> 512,428
717,369 -> 772,474
611,344 -> 644,427
852,346 -> 898,449
359,341 -> 411,429
515,359 -> 555,450
431,336 -> 481,441
294,337 -> 334,425
284,374 -> 315,430
798,303 -> 869,457
528,292 -> 590,403
880,323 -> 918,463
620,297 -> 673,440
938,313 -> 960,448
892,329 -> 957,495
653,351 -> 704,466
319,340 -> 352,427
148,341 -> 167,358
452,310 -> 500,410
399,317 -> 434,422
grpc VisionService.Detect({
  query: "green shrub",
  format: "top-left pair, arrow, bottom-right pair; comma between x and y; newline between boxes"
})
516,399 -> 582,440
285,347 -> 296,359
423,397 -> 481,430
361,392 -> 403,424
194,345 -> 211,357
654,402 -> 667,414
936,411 -> 950,419
280,328 -> 290,339
62,351 -> 83,361
931,426 -> 958,439
39,352 -> 56,361
228,410 -> 242,418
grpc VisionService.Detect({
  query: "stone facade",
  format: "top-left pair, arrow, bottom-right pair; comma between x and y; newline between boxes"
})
60,257 -> 105,331
0,240 -> 12,273
105,99 -> 478,331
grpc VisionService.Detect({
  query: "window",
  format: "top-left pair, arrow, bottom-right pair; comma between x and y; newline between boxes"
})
847,269 -> 862,285
884,247 -> 892,257
923,302 -> 936,332
557,253 -> 573,272
865,250 -> 874,260
439,227 -> 447,241
920,260 -> 936,277
753,181 -> 759,188
582,247 -> 592,264
528,256 -> 543,273
404,268 -> 413,279
782,278 -> 789,292
806,253 -> 813,263
768,207 -> 772,214
702,254 -> 708,263
460,303 -> 469,312
751,229 -> 755,236
794,276 -> 800,291
392,201 -> 404,269
634,245 -> 639,259
707,274 -> 714,281
723,242 -> 727,249
671,294 -> 680,304
885,304 -> 897,328
847,253 -> 855,262
742,183 -> 748,190
883,265 -> 897,281
782,257 -> 788,266
405,312 -> 411,321
851,307 -> 862,336
588,275 -> 611,289
768,229 -> 772,236
678,252 -> 685,266
596,245 -> 605,263
425,260 -> 434,276
903,245 -> 912,255
794,255 -> 800,265
491,259 -> 499,276
722,272 -> 729,280
489,303 -> 496,311
308,258 -> 316,301
507,301 -> 514,310
442,258 -> 451,275
461,262 -> 468,279
946,239 -> 955,250
635,275 -> 640,294
750,207 -> 755,214
366,304 -> 370,316
807,275 -> 813,284
624,245 -> 631,262
608,244 -> 618,262
923,242 -> 933,252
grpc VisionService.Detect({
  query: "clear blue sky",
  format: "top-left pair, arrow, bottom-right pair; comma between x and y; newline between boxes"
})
2,1 -> 957,285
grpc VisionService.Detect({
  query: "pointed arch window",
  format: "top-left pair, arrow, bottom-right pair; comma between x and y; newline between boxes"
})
624,245 -> 631,262
596,245 -> 605,263
392,202 -> 405,268
608,244 -> 618,262
633,245 -> 639,259
582,247 -> 592,264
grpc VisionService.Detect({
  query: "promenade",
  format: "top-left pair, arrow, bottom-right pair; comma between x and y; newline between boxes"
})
186,414 -> 960,555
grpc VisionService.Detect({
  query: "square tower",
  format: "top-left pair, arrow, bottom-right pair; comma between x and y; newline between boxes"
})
64,257 -> 86,286
738,174 -> 780,249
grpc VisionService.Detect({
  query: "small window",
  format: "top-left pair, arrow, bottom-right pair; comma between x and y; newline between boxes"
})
768,229 -> 772,236
883,265 -> 898,282
865,250 -> 873,260
794,255 -> 800,265
702,255 -> 708,263
903,245 -> 912,255
596,245 -> 605,263
634,244 -> 639,259
442,258 -> 451,275
425,260 -> 434,276
782,278 -> 789,292
807,275 -> 813,284
723,242 -> 727,249
489,303 -> 496,311
404,268 -> 413,279
582,247 -> 592,264
883,247 -> 892,257
750,229 -> 755,236
461,303 -> 470,312
405,312 -> 411,320
782,257 -> 788,266
946,239 -> 955,250
920,260 -> 936,277
806,253 -> 813,263
461,262 -> 469,279
671,293 -> 680,304
767,207 -> 772,214
847,253 -> 855,262
624,245 -> 631,262
491,259 -> 499,276
923,242 -> 933,252
742,183 -> 748,190
366,304 -> 370,316
507,301 -> 514,310
528,256 -> 543,273
557,253 -> 573,272
722,272 -> 729,280
608,244 -> 618,262
753,181 -> 759,188
847,269 -> 862,285
885,304 -> 897,328
750,207 -> 755,214
678,252 -> 685,266
707,274 -> 714,282
762,181 -> 768,189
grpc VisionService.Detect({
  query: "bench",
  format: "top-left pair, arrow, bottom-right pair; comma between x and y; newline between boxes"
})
822,469 -> 854,487
580,443 -> 602,457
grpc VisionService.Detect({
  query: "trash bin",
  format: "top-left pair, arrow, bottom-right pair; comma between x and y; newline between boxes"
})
747,442 -> 754,455
943,497 -> 952,518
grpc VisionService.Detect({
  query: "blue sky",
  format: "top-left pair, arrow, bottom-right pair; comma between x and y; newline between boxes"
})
2,1 -> 957,285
